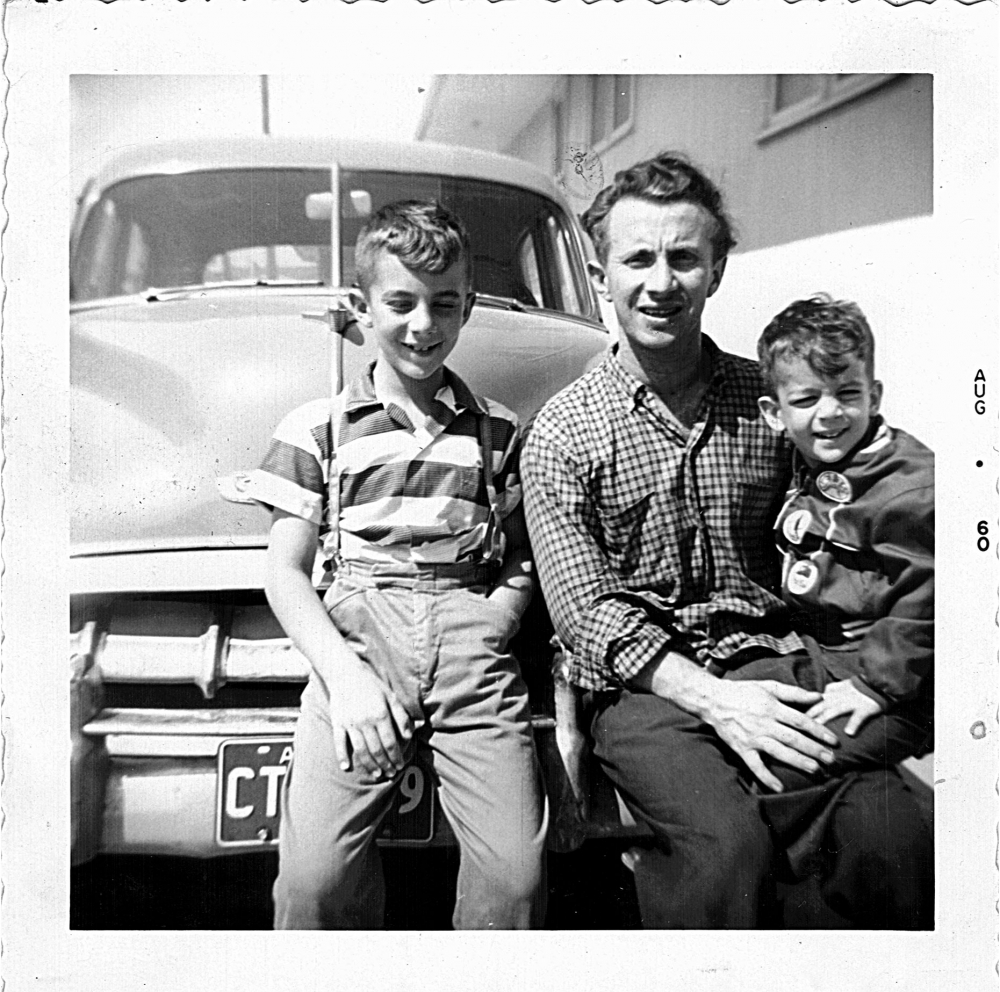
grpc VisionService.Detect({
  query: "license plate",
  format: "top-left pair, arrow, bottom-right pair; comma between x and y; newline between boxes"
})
216,738 -> 435,848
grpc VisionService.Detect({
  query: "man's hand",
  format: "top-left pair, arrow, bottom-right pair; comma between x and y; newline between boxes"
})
633,650 -> 841,792
329,662 -> 413,782
704,678 -> 839,792
806,678 -> 885,737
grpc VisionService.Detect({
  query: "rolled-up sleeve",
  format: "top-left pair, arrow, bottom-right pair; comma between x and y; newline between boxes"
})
243,399 -> 330,526
521,421 -> 674,690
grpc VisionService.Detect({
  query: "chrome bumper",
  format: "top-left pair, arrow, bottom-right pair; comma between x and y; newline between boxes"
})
77,707 -> 646,860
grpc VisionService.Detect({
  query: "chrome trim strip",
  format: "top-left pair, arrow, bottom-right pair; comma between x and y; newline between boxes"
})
84,707 -> 301,738
85,707 -> 555,744
71,547 -> 268,594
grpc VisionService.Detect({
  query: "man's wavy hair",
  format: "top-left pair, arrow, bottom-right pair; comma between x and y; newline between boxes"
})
757,294 -> 876,397
580,152 -> 737,265
354,200 -> 472,291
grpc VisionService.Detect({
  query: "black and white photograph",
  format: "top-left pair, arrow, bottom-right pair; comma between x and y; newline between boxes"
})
2,3 -> 997,991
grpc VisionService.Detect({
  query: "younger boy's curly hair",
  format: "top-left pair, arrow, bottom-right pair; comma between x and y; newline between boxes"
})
354,200 -> 472,291
758,293 -> 876,397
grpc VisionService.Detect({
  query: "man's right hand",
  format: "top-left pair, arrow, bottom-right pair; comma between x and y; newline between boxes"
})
329,661 -> 413,781
701,678 -> 839,792
633,651 -> 839,793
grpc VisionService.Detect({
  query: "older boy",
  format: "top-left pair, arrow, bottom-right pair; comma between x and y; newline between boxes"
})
247,200 -> 546,929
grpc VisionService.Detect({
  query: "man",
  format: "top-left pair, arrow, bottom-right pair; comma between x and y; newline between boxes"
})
521,153 -> 932,928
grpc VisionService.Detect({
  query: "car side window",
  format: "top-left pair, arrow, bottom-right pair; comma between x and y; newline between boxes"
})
516,235 -> 544,308
121,222 -> 151,296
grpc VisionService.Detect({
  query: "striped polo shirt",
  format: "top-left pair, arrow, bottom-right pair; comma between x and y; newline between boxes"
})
248,363 -> 522,565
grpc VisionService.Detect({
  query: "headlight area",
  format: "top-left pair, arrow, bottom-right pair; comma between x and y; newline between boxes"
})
68,590 -> 461,858
69,590 -> 310,861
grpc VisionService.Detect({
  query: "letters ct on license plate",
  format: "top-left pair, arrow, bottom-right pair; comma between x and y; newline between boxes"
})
216,738 -> 436,848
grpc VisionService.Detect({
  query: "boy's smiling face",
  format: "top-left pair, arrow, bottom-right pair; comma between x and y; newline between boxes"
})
351,251 -> 474,390
759,354 -> 883,467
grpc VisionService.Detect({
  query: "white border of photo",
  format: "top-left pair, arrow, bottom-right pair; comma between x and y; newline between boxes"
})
2,4 -> 996,991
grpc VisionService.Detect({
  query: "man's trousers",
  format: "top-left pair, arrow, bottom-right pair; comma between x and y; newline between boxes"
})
591,650 -> 932,929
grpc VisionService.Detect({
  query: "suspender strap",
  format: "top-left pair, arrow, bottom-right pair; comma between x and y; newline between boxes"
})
326,396 -> 342,567
477,410 -> 505,565
478,411 -> 498,518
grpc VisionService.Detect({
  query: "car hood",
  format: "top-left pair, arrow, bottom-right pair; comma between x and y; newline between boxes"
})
71,291 -> 607,561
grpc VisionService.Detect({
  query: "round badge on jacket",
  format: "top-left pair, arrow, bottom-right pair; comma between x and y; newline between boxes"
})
782,509 -> 814,544
786,559 -> 820,596
815,470 -> 853,503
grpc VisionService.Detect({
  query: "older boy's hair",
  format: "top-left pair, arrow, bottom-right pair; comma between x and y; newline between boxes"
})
580,152 -> 737,265
757,293 -> 876,396
354,200 -> 472,291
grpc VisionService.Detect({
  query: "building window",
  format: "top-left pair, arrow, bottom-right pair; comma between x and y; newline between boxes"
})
591,75 -> 634,151
759,73 -> 901,142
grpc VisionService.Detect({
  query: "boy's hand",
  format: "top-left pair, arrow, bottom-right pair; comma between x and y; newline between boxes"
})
329,662 -> 413,781
806,678 -> 885,737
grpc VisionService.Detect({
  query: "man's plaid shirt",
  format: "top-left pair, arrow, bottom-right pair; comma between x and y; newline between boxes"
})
522,338 -> 804,692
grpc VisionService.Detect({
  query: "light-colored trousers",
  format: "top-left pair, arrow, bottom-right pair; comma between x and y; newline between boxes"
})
272,561 -> 548,929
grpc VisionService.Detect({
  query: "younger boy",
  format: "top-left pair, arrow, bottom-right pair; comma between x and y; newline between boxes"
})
246,200 -> 547,929
729,293 -> 935,927
753,293 -> 934,774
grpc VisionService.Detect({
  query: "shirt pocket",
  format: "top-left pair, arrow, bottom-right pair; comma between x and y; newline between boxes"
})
596,491 -> 655,577
731,476 -> 783,590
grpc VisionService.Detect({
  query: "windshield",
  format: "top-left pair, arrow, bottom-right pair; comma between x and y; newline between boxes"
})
71,168 -> 592,316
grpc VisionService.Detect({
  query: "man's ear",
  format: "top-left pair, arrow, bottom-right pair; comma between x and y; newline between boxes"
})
870,379 -> 884,415
758,395 -> 785,434
587,259 -> 611,302
707,255 -> 727,299
462,291 -> 477,324
347,287 -> 372,326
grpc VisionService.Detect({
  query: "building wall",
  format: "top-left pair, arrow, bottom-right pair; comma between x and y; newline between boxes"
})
505,97 -> 563,178
704,214 -> 940,449
503,74 -> 932,255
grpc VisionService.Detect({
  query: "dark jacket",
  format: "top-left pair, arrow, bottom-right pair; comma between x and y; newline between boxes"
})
773,418 -> 933,708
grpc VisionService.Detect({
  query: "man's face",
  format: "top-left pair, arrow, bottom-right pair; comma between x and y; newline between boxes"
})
350,251 -> 474,387
759,354 -> 883,467
588,197 -> 725,354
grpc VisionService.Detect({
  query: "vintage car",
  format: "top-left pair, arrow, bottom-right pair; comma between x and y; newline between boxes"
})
70,136 -> 646,864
